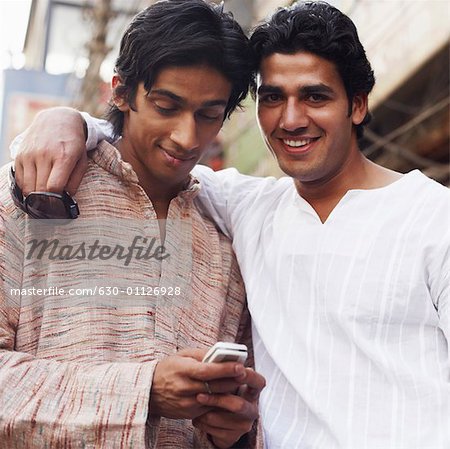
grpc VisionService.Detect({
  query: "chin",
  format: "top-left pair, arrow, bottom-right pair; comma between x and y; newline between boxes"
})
277,158 -> 306,178
279,162 -> 324,185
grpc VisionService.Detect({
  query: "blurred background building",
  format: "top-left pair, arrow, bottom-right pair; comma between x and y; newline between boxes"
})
0,0 -> 449,185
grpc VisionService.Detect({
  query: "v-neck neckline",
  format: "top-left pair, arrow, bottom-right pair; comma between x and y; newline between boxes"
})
292,170 -> 420,225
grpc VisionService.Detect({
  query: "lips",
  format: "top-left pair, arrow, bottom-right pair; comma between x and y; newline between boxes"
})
160,146 -> 196,166
279,137 -> 320,154
164,151 -> 192,162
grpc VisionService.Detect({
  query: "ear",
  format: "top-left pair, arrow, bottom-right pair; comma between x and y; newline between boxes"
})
351,93 -> 368,126
111,75 -> 130,112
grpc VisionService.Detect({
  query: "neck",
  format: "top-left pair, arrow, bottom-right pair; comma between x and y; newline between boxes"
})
138,183 -> 182,220
116,139 -> 185,219
295,150 -> 402,223
295,150 -> 368,201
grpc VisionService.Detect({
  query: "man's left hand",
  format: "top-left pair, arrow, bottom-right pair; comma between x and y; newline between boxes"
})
192,368 -> 265,448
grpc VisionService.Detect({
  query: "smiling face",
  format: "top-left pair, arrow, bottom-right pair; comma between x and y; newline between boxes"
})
256,51 -> 367,187
116,64 -> 232,196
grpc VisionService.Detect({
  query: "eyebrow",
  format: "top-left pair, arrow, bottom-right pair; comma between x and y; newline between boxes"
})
301,84 -> 334,95
150,88 -> 228,108
257,85 -> 283,96
257,83 -> 334,96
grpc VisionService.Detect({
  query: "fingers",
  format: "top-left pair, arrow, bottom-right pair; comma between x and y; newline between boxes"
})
150,357 -> 216,419
177,349 -> 245,383
177,348 -> 208,361
179,348 -> 249,385
193,412 -> 230,431
237,384 -> 262,404
152,355 -> 245,402
45,157 -> 76,194
16,145 -> 88,196
239,368 -> 266,399
194,410 -> 252,430
35,160 -> 53,192
64,153 -> 88,195
196,393 -> 258,419
193,419 -> 228,434
205,378 -> 243,395
192,406 -> 257,449
192,417 -> 243,449
13,107 -> 88,195
19,161 -> 37,196
191,361 -> 245,382
190,378 -> 241,396
181,376 -> 243,396
45,142 -> 89,194
13,159 -> 25,194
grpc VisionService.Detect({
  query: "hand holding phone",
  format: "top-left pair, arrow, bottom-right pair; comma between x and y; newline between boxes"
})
202,342 -> 248,364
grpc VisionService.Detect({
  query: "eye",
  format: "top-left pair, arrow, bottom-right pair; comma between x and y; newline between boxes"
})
196,108 -> 224,122
259,93 -> 282,104
197,112 -> 222,122
154,103 -> 177,115
307,93 -> 328,103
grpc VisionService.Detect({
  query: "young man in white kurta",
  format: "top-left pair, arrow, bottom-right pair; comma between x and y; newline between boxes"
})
192,164 -> 450,449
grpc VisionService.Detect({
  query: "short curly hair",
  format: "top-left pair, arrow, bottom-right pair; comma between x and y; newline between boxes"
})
250,1 -> 375,139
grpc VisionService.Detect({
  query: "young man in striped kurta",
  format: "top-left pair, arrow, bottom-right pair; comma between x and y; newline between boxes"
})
0,1 -> 265,448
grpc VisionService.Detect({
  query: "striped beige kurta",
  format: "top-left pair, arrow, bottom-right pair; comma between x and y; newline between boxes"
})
0,141 -> 256,448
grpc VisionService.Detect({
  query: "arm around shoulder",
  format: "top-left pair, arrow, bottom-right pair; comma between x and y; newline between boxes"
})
10,107 -> 114,197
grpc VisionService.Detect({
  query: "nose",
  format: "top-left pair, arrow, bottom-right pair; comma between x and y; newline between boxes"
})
170,114 -> 200,151
280,98 -> 309,132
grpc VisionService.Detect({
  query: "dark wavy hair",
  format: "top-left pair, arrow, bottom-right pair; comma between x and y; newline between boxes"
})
105,0 -> 254,138
250,1 -> 375,139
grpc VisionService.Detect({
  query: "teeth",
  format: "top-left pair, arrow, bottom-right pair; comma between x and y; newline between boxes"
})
283,139 -> 314,147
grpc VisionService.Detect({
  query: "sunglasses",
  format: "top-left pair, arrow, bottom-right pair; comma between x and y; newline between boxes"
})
9,167 -> 79,219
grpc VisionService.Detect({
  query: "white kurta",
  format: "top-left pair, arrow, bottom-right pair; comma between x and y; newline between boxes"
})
193,166 -> 450,449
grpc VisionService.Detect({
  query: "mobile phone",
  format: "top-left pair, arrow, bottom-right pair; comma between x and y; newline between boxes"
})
202,342 -> 248,364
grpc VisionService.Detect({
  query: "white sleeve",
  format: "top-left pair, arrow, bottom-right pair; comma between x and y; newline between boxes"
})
80,112 -> 115,150
192,164 -> 268,239
9,113 -> 115,159
431,235 -> 450,352
9,133 -> 24,159
425,192 -> 450,359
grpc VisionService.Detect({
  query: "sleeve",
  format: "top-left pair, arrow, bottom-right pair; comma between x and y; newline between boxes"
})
9,132 -> 24,159
426,192 -> 450,365
438,269 -> 450,363
0,209 -> 160,449
430,233 -> 450,356
80,112 -> 115,151
192,165 -> 268,240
